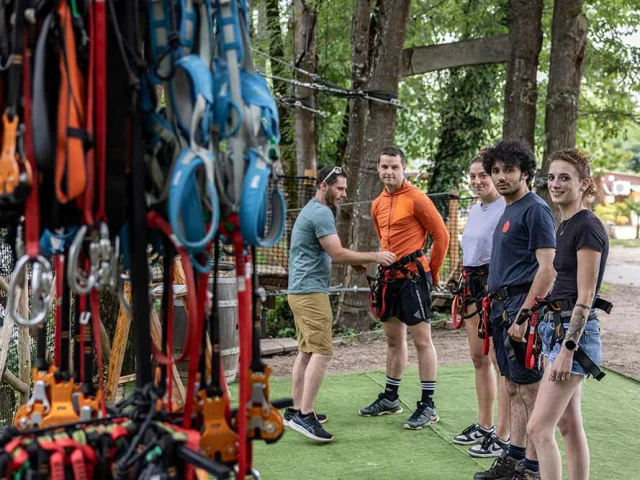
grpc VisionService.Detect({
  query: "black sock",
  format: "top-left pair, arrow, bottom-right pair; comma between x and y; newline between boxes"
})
299,411 -> 312,418
523,458 -> 539,473
287,407 -> 299,414
508,444 -> 526,461
420,380 -> 436,406
384,376 -> 401,400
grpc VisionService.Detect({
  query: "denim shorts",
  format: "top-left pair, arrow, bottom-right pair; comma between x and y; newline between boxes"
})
538,312 -> 603,378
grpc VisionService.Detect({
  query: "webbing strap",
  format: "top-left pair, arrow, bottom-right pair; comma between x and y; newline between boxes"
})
55,1 -> 87,203
89,290 -> 108,417
23,16 -> 40,259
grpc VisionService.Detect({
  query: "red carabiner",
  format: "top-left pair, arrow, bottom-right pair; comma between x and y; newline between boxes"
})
525,296 -> 545,369
480,296 -> 492,355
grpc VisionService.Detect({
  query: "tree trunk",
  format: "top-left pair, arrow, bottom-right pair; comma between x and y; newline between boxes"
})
334,0 -> 412,330
539,0 -> 588,208
293,0 -> 319,176
265,0 -> 295,174
332,0 -> 372,292
502,0 -> 543,148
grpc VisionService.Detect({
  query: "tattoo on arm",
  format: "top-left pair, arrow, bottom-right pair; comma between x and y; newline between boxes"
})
568,256 -> 602,344
565,308 -> 588,344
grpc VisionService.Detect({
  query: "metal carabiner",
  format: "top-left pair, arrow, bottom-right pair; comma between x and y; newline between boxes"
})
67,225 -> 96,295
93,223 -> 113,291
7,255 -> 54,327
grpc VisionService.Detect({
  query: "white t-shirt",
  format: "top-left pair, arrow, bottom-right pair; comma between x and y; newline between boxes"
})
461,196 -> 506,267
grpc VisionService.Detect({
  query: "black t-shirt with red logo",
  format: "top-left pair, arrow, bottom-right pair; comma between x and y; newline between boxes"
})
488,192 -> 557,293
549,209 -> 609,300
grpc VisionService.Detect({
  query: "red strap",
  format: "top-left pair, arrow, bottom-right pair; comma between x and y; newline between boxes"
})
525,297 -> 544,369
37,441 -> 65,480
5,439 -> 28,471
481,297 -> 491,356
227,215 -> 253,475
70,447 -> 88,480
146,212 -> 199,364
22,29 -> 39,258
110,425 -> 129,442
90,289 -> 108,416
79,293 -> 87,380
166,267 -> 175,412
182,268 -> 208,429
94,0 -> 107,222
83,0 -> 96,224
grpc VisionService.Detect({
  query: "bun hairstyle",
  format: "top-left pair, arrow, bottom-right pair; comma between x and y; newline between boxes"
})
470,146 -> 489,166
548,148 -> 598,197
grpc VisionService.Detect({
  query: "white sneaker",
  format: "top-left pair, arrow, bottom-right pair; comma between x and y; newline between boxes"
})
453,423 -> 494,445
468,432 -> 510,458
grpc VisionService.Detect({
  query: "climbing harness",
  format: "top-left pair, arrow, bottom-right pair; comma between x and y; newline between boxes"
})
367,249 -> 428,319
4,0 -> 290,476
451,266 -> 489,329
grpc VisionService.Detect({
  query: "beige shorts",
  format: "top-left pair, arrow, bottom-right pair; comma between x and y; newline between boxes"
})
287,293 -> 334,355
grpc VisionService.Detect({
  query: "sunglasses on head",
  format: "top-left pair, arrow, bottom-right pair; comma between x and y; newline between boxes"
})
322,166 -> 342,185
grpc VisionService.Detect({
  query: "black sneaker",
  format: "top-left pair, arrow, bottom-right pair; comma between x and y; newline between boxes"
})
290,412 -> 334,442
468,432 -> 510,458
510,463 -> 541,480
283,408 -> 327,427
359,393 -> 403,416
403,402 -> 439,430
473,452 -> 518,480
453,423 -> 494,445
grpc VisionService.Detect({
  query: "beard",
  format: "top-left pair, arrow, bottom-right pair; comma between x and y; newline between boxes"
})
324,189 -> 340,210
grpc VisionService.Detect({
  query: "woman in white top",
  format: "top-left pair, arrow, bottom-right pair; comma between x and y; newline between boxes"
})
452,153 -> 511,458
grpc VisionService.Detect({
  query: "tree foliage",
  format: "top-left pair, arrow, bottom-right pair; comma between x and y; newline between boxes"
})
252,0 -> 640,188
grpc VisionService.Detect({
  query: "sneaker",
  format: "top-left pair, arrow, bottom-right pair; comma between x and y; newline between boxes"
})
473,452 -> 518,480
403,402 -> 439,430
510,464 -> 541,480
283,408 -> 327,427
289,412 -> 334,442
468,432 -> 510,458
453,423 -> 494,445
359,393 -> 403,416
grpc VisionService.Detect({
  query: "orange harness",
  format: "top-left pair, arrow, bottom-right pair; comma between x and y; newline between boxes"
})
55,0 -> 87,204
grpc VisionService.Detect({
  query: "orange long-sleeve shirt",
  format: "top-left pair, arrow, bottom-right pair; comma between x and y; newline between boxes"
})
371,181 -> 450,283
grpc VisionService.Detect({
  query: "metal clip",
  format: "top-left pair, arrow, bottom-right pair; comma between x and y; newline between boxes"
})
67,225 -> 95,295
26,380 -> 51,415
7,255 -> 53,327
96,223 -> 113,289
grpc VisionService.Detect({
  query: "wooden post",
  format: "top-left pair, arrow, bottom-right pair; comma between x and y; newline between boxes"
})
447,191 -> 462,281
105,282 -> 132,402
17,274 -> 31,405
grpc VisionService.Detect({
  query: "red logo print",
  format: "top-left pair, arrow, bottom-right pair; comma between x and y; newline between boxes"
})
502,221 -> 510,233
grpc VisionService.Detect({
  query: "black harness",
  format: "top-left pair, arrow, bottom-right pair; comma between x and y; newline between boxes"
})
367,249 -> 427,319
543,297 -> 612,381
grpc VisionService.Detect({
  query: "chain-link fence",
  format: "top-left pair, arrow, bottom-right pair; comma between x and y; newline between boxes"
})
248,177 -> 477,292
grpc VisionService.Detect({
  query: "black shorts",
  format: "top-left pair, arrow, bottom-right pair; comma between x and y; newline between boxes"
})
380,272 -> 433,326
491,294 -> 544,385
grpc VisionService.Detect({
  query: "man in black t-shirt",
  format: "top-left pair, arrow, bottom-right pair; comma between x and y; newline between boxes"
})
474,141 -> 556,480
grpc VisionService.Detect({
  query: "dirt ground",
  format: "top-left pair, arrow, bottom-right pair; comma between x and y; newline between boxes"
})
266,246 -> 640,381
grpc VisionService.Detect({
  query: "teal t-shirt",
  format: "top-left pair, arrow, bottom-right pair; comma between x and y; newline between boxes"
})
288,199 -> 337,294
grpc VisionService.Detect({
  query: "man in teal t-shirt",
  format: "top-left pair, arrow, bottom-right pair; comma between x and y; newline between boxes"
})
285,165 -> 395,443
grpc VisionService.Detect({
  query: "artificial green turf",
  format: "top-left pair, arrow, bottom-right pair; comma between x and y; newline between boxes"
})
245,364 -> 639,480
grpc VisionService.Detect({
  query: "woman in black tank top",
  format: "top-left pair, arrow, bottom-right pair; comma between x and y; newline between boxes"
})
527,149 -> 607,480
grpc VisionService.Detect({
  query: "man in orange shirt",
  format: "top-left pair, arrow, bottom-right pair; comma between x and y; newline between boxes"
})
360,146 -> 450,430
